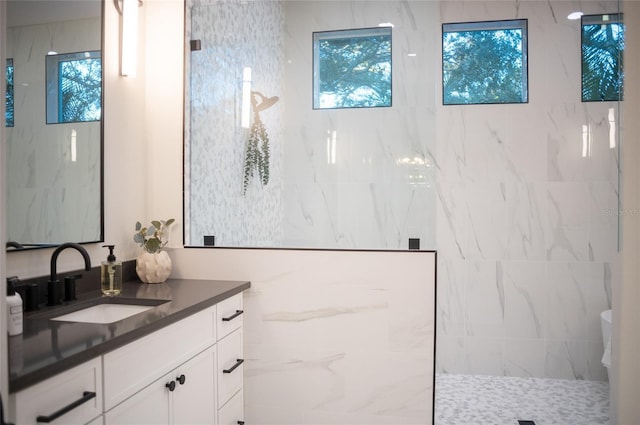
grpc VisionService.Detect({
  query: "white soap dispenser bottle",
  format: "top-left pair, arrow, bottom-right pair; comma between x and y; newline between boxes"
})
7,276 -> 23,336
101,245 -> 123,296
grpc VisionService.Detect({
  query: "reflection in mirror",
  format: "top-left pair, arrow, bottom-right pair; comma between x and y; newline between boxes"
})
5,0 -> 104,250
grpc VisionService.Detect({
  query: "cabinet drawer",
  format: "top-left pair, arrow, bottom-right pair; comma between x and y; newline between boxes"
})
217,328 -> 243,406
216,293 -> 243,340
218,389 -> 244,425
11,357 -> 102,425
103,305 -> 216,410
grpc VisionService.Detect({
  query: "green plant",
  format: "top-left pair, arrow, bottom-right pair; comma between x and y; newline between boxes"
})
243,114 -> 270,195
244,91 -> 278,195
134,218 -> 175,253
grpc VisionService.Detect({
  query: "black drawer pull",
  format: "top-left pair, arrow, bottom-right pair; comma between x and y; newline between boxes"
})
166,381 -> 176,392
222,310 -> 244,322
238,421 -> 245,425
36,391 -> 96,423
223,358 -> 244,374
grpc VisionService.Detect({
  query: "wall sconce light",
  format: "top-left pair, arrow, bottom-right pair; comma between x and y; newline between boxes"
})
241,67 -> 252,128
115,0 -> 142,77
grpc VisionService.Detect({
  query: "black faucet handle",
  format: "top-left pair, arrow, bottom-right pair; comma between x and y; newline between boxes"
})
63,275 -> 82,301
47,280 -> 62,306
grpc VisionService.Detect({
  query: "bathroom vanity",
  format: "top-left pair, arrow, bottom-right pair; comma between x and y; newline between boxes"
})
7,278 -> 250,425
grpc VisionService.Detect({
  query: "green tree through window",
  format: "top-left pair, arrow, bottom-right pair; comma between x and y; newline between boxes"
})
46,50 -> 102,124
582,14 -> 624,102
443,19 -> 528,105
314,27 -> 392,109
59,57 -> 102,122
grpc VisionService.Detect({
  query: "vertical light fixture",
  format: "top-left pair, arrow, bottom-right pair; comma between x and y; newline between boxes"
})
241,67 -> 252,128
121,0 -> 139,77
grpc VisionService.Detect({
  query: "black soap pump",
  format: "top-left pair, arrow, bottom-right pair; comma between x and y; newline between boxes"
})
101,245 -> 123,296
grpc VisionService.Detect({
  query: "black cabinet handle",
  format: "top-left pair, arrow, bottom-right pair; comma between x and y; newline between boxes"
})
176,374 -> 186,385
238,421 -> 245,425
36,391 -> 96,423
222,310 -> 244,322
223,359 -> 244,374
166,381 -> 176,392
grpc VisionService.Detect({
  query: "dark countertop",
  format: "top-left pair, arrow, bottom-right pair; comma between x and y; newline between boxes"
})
8,278 -> 251,393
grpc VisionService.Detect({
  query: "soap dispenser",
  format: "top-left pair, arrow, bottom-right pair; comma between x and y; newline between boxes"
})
7,276 -> 23,336
101,245 -> 123,296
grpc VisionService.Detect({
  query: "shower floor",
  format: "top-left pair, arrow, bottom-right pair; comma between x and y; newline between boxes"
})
434,373 -> 609,425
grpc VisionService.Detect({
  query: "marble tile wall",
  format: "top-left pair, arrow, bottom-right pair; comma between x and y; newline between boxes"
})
187,0 -> 619,381
6,18 -> 102,244
172,248 -> 437,424
435,0 -> 618,381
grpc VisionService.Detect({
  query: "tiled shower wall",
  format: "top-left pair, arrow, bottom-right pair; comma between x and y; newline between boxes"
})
186,0 -> 284,247
187,0 -> 618,381
435,0 -> 617,381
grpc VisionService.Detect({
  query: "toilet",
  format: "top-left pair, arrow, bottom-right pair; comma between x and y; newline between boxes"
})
600,309 -> 612,379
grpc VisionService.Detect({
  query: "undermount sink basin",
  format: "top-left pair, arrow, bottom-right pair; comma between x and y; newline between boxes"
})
49,298 -> 169,324
52,304 -> 155,324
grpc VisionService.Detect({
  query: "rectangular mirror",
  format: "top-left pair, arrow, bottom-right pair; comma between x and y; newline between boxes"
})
5,0 -> 104,250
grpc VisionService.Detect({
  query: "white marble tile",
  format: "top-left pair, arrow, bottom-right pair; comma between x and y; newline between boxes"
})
436,182 -> 468,259
464,337 -> 505,376
545,340 -> 587,380
465,182 -> 507,260
505,261 -> 546,339
465,261 -> 505,338
587,262 -> 613,342
436,259 -> 467,337
546,262 -> 588,341
436,336 -> 469,375
504,339 -> 546,378
506,182 -> 547,261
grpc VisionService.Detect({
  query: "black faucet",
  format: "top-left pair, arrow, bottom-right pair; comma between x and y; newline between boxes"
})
47,243 -> 92,306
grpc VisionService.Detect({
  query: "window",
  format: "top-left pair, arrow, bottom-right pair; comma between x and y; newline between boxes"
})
313,27 -> 392,109
442,19 -> 528,105
5,58 -> 14,127
582,14 -> 624,102
46,51 -> 102,124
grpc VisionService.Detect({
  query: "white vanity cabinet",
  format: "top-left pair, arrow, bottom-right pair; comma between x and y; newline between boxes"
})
9,288 -> 247,425
9,357 -> 103,425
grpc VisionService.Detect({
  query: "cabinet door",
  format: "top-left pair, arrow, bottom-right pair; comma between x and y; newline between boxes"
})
173,346 -> 217,424
104,375 -> 171,425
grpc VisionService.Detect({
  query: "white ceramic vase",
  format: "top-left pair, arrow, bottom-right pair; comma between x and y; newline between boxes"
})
136,250 -> 172,283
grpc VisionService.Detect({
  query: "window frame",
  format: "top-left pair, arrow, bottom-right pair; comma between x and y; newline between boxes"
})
441,18 -> 529,106
312,26 -> 393,110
